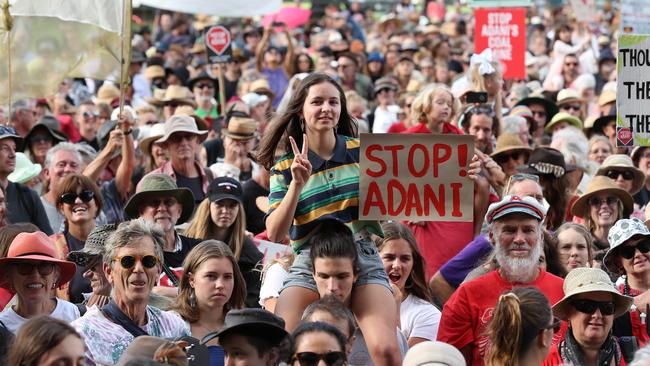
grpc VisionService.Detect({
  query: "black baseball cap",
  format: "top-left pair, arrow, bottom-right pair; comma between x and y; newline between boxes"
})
208,177 -> 243,204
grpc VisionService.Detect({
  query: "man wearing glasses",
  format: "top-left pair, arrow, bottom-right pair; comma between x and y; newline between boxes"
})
124,173 -> 200,298
75,101 -> 100,151
188,71 -> 219,123
337,52 -> 373,101
438,194 -> 565,366
71,219 -> 189,366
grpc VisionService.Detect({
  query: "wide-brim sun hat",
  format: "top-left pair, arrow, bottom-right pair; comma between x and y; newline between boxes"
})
544,112 -> 583,132
124,173 -> 195,224
213,308 -> 288,344
515,94 -> 559,124
603,218 -> 650,274
552,267 -> 633,320
570,175 -> 634,218
138,123 -> 167,155
156,115 -> 208,144
596,154 -> 645,195
490,132 -> 532,159
517,147 -> 575,178
0,231 -> 76,290
8,152 -> 42,184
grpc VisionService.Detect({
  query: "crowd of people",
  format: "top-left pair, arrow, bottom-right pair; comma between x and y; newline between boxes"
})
1,0 -> 650,365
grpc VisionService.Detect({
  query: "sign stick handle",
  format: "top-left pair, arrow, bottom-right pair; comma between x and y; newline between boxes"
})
2,0 -> 12,125
217,65 -> 226,116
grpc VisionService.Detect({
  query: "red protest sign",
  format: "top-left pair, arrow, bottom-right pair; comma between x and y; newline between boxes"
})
474,8 -> 526,79
359,134 -> 474,222
205,25 -> 232,64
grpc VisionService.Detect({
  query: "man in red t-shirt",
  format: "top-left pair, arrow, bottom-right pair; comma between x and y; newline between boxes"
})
437,195 -> 565,366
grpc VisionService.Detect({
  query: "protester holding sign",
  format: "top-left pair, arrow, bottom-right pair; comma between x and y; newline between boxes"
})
257,72 -> 401,366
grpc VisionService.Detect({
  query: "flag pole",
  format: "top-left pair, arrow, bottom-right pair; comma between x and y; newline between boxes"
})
119,0 -> 132,116
2,0 -> 12,125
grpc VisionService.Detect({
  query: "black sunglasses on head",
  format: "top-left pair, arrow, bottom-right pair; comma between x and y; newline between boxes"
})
60,190 -> 95,205
572,299 -> 615,315
618,241 -> 650,259
292,352 -> 346,366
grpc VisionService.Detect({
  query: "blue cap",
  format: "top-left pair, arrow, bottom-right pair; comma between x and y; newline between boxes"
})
368,52 -> 384,64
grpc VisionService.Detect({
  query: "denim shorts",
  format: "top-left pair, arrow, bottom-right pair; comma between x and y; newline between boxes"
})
281,237 -> 392,293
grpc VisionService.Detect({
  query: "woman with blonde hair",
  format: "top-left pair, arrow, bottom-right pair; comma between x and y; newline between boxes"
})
185,177 -> 262,308
486,287 -> 559,366
171,240 -> 246,365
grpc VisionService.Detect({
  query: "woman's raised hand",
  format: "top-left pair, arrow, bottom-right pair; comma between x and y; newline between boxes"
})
289,134 -> 312,189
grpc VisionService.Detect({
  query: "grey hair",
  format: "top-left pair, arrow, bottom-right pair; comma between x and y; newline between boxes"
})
550,126 -> 589,171
43,142 -> 83,170
631,344 -> 650,366
10,100 -> 32,121
502,115 -> 527,135
103,218 -> 165,267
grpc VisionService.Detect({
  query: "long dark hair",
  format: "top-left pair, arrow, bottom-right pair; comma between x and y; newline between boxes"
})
257,72 -> 358,169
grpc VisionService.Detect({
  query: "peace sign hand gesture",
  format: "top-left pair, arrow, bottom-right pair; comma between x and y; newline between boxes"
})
289,134 -> 312,189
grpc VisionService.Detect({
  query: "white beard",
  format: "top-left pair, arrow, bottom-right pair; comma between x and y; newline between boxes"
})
495,237 -> 542,283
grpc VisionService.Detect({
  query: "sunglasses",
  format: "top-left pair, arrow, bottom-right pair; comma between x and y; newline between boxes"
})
495,151 -> 523,164
588,196 -> 618,207
60,190 -> 95,205
571,299 -> 615,316
13,262 -> 55,276
114,255 -> 160,269
30,135 -> 53,145
605,170 -> 634,181
147,197 -> 178,208
195,83 -> 214,90
83,111 -> 99,119
169,133 -> 197,143
562,104 -> 581,111
292,352 -> 346,366
164,101 -> 183,108
543,316 -> 563,334
618,241 -> 650,259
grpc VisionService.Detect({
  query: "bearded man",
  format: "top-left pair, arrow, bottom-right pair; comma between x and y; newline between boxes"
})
437,195 -> 565,365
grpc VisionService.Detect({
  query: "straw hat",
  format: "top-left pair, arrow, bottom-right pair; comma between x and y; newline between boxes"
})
544,112 -> 583,132
249,78 -> 275,100
552,267 -> 633,320
8,152 -> 42,184
403,341 -> 465,366
603,218 -> 650,274
378,14 -> 405,33
146,85 -> 196,108
0,231 -> 77,290
95,83 -> 121,105
124,174 -> 195,224
138,123 -> 166,154
596,154 -> 645,194
556,88 -> 583,106
145,65 -> 165,80
570,176 -> 634,218
222,116 -> 258,141
156,115 -> 208,144
598,90 -> 616,107
490,133 -> 532,159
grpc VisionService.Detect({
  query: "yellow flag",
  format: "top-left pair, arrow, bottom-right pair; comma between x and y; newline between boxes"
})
0,0 -> 131,103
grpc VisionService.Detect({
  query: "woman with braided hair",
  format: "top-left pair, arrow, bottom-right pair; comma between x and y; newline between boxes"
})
486,287 -> 559,366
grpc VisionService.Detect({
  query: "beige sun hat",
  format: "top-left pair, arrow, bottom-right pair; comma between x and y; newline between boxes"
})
138,123 -> 166,154
603,218 -> 650,274
222,116 -> 258,141
146,85 -> 196,108
552,267 -> 633,320
596,154 -> 645,195
570,176 -> 634,218
556,88 -> 583,106
598,90 -> 616,107
490,133 -> 532,159
156,115 -> 208,144
95,83 -> 121,105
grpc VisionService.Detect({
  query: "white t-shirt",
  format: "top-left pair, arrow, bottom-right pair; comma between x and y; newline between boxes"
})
0,298 -> 80,333
259,262 -> 289,308
372,105 -> 399,133
400,294 -> 441,342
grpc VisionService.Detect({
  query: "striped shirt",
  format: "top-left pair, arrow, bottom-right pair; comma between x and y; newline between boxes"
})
268,134 -> 380,251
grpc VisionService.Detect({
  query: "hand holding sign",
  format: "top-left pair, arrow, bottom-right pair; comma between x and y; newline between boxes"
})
290,134 -> 312,189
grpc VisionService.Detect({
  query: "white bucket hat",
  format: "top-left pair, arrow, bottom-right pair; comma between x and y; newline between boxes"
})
156,115 -> 208,144
603,218 -> 650,274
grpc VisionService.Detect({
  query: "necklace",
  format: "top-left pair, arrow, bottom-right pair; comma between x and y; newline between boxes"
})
624,275 -> 647,324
